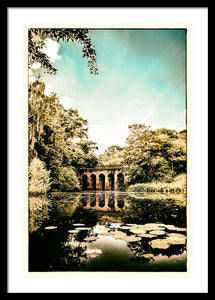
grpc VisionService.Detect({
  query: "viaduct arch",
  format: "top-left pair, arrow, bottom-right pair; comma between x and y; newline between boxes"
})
80,166 -> 126,191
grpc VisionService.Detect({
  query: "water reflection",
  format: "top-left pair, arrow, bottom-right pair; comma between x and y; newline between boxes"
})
29,191 -> 187,272
81,192 -> 127,211
28,195 -> 51,233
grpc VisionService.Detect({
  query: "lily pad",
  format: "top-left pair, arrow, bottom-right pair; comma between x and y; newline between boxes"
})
156,223 -> 167,228
64,241 -> 87,247
142,253 -> 154,259
123,235 -> 142,243
44,226 -> 57,230
143,223 -> 166,231
138,233 -> 157,238
165,224 -> 186,232
84,236 -> 98,242
144,223 -> 163,227
110,223 -> 121,227
149,230 -> 166,236
149,239 -> 170,249
129,228 -> 147,234
174,227 -> 186,232
111,231 -> 127,239
67,229 -> 79,234
93,225 -> 109,234
120,226 -> 132,230
165,225 -> 175,230
166,233 -> 186,245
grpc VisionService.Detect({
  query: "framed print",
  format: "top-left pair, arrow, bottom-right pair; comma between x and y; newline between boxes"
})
8,7 -> 208,293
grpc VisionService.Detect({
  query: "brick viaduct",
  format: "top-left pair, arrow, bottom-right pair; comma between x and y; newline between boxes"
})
79,166 -> 127,191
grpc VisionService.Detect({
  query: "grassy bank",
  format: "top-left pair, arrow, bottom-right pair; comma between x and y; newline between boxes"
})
127,174 -> 186,194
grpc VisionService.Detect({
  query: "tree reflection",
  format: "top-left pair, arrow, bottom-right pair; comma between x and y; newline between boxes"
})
54,242 -> 87,271
121,195 -> 186,228
29,195 -> 51,233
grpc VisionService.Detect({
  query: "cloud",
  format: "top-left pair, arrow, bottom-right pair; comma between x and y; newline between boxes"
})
42,38 -> 62,62
88,123 -> 129,154
29,62 -> 42,83
88,123 -> 102,141
59,96 -> 76,110
43,81 -> 76,110
44,81 -> 54,96
29,69 -> 36,83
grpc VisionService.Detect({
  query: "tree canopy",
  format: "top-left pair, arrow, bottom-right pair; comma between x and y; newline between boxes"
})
98,145 -> 124,166
123,124 -> 186,184
28,28 -> 98,75
28,80 -> 98,192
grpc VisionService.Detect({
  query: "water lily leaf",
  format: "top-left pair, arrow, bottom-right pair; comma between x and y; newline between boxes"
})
84,236 -> 98,241
111,231 -> 127,239
123,235 -> 142,242
149,239 -> 170,249
142,253 -> 154,259
73,223 -> 85,226
165,225 -> 186,232
120,226 -> 132,230
138,233 -> 157,238
149,230 -> 166,236
44,226 -> 57,230
76,227 -> 89,230
67,229 -> 79,234
143,223 -> 166,231
130,228 -> 147,234
166,233 -> 186,245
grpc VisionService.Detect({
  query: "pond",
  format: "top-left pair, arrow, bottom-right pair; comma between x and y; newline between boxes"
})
28,191 -> 187,272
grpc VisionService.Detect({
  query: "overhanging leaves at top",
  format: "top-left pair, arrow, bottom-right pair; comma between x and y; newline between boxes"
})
28,28 -> 98,75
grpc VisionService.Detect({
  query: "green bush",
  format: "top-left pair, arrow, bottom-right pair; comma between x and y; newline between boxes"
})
29,157 -> 51,194
127,173 -> 186,193
56,166 -> 81,192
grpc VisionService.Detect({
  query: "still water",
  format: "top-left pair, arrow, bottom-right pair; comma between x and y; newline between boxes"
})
29,191 -> 187,272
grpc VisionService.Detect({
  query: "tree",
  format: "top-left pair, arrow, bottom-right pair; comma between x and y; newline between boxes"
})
56,167 -> 81,192
28,80 -> 98,191
28,28 -> 98,75
28,28 -> 100,194
98,145 -> 124,166
123,124 -> 187,184
29,157 -> 51,194
167,137 -> 187,174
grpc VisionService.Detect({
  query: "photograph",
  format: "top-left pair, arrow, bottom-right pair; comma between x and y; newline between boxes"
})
27,26 -> 188,273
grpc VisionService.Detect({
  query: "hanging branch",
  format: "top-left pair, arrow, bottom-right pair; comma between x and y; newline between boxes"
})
28,28 -> 98,75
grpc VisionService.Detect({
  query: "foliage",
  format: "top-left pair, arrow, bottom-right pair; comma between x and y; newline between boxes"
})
127,173 -> 186,193
28,195 -> 51,232
28,28 -> 98,75
29,157 -> 52,194
28,28 -> 99,193
28,80 -> 98,191
123,124 -> 186,184
54,167 -> 81,192
98,145 -> 124,166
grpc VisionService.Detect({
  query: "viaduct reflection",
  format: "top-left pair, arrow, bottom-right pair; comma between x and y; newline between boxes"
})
81,192 -> 128,211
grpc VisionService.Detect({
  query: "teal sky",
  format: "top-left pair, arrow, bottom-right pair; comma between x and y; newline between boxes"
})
39,29 -> 186,153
